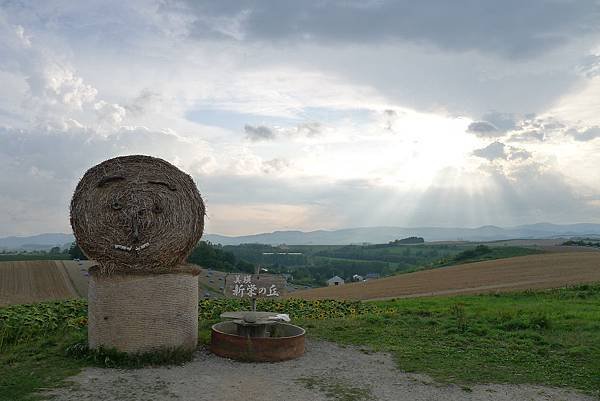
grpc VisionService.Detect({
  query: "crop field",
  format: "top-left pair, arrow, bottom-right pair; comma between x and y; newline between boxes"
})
0,261 -> 76,306
0,260 -> 93,306
0,260 -> 231,305
292,252 -> 600,300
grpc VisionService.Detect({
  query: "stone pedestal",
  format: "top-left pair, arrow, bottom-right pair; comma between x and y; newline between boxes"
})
88,270 -> 198,353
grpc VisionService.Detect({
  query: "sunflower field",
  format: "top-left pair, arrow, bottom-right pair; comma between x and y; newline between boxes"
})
0,298 -> 381,350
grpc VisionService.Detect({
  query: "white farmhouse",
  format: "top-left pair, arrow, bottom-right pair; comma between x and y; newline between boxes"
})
326,276 -> 345,286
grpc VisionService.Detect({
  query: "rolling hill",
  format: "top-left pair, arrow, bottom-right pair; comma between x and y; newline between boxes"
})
290,252 -> 600,300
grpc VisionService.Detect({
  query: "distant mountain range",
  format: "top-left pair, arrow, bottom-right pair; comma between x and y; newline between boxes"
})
0,233 -> 75,251
2,223 -> 600,250
203,223 -> 600,245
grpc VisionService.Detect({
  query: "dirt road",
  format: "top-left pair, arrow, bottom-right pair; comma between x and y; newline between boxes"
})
47,341 -> 595,401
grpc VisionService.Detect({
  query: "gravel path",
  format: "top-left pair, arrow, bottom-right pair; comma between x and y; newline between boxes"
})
47,340 -> 596,401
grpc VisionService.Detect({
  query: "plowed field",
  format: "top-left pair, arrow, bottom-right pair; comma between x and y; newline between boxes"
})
292,252 -> 600,300
0,260 -> 92,306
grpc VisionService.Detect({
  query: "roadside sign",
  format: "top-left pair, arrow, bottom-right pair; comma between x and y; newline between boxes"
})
223,273 -> 286,299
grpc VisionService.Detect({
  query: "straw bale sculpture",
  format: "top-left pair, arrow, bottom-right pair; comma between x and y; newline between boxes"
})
71,155 -> 205,274
70,155 -> 205,353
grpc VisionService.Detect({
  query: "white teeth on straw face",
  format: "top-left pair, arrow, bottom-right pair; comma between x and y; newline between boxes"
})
135,242 -> 150,251
113,243 -> 149,252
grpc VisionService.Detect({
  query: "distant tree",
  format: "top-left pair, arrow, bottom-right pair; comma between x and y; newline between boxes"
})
391,237 -> 425,245
453,245 -> 491,262
187,241 -> 255,273
68,243 -> 88,260
236,260 -> 255,274
50,246 -> 61,254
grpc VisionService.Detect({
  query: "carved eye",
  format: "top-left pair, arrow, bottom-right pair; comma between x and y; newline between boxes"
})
147,180 -> 176,191
152,203 -> 163,214
111,201 -> 122,210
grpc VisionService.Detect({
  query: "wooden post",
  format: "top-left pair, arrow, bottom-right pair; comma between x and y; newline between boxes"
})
251,264 -> 259,312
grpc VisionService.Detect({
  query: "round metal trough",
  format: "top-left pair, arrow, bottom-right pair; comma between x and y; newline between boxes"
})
210,321 -> 305,362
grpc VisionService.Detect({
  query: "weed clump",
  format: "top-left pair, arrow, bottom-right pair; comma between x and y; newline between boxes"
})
66,342 -> 194,368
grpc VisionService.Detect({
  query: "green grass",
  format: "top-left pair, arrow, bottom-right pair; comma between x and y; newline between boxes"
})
1,286 -> 599,400
0,329 -> 87,401
298,285 -> 600,396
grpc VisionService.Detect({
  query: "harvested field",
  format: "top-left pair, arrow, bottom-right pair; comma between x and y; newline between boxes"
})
0,261 -> 80,306
198,269 -> 227,299
61,260 -> 95,297
0,260 -> 224,305
292,252 -> 600,300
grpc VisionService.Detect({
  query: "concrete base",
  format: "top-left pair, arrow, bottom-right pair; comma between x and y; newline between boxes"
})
88,272 -> 198,354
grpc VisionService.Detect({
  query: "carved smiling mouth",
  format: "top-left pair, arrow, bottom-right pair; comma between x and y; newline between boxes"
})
113,242 -> 150,252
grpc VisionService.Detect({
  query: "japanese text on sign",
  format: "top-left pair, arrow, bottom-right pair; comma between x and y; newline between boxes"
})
223,273 -> 286,299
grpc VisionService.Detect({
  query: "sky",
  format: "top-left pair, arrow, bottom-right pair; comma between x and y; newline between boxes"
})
1,0 -> 600,237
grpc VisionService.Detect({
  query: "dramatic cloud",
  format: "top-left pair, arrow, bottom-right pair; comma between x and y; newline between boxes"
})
508,148 -> 532,161
184,1 -> 600,57
467,121 -> 501,137
296,122 -> 322,137
473,142 -> 532,161
473,142 -> 507,160
123,89 -> 163,117
577,54 -> 600,78
1,1 -> 600,236
568,126 -> 600,142
262,158 -> 290,174
480,112 -> 519,132
94,101 -> 126,125
509,130 -> 545,142
244,124 -> 277,141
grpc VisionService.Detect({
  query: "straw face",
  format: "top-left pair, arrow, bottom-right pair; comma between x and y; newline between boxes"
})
70,155 -> 205,274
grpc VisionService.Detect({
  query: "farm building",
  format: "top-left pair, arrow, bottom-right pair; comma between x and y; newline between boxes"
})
327,276 -> 345,286
352,274 -> 364,282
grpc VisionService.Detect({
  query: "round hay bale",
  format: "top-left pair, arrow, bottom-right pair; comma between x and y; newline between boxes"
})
70,155 -> 205,275
88,268 -> 199,353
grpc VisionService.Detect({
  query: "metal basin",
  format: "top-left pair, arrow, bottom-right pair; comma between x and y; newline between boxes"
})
210,321 -> 305,362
